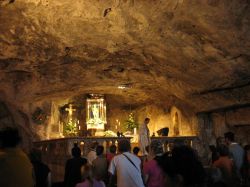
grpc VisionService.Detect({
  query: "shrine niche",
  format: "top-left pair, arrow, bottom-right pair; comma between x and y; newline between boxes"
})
59,103 -> 79,137
86,94 -> 107,131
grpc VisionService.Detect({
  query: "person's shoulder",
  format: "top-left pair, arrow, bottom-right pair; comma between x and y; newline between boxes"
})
231,143 -> 244,151
125,152 -> 141,162
112,153 -> 123,161
128,152 -> 140,159
113,153 -> 121,158
145,158 -> 157,166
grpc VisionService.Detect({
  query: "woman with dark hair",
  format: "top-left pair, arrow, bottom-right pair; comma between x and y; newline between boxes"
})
156,145 -> 206,187
29,148 -> 51,187
143,140 -> 165,187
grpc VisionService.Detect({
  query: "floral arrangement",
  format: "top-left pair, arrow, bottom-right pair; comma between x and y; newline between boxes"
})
103,130 -> 117,137
124,113 -> 138,131
64,119 -> 78,136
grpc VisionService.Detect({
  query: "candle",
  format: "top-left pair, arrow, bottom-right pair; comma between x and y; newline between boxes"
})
115,125 -> 117,130
79,126 -> 81,130
134,127 -> 137,135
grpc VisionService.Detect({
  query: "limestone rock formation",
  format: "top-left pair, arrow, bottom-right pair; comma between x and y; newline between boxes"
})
0,0 -> 250,144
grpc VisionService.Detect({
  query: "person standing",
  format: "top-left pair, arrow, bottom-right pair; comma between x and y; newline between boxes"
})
212,145 -> 235,186
224,131 -> 244,178
108,140 -> 145,187
92,145 -> 108,185
143,140 -> 165,187
64,144 -> 87,187
139,118 -> 151,156
0,127 -> 34,187
29,148 -> 51,187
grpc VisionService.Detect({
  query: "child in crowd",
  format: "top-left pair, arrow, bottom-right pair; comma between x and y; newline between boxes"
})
75,164 -> 105,187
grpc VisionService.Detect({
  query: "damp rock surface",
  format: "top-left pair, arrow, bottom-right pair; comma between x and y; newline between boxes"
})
0,0 -> 250,113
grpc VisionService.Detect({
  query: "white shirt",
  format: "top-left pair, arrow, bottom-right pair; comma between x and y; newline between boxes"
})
229,142 -> 244,175
109,152 -> 144,187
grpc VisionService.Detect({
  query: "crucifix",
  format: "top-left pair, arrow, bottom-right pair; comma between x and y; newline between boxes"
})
65,104 -> 76,119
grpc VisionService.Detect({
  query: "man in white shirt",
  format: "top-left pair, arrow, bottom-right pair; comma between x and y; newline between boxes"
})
108,139 -> 145,187
224,131 -> 244,178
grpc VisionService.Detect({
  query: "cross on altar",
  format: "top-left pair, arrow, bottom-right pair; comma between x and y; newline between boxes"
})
65,104 -> 76,117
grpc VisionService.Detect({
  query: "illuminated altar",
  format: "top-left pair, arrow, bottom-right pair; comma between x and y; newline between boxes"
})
86,94 -> 107,131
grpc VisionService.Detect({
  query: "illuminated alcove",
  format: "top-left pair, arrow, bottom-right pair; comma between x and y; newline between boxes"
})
86,94 -> 107,131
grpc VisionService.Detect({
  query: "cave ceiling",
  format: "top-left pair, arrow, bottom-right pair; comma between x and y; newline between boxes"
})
0,0 -> 250,112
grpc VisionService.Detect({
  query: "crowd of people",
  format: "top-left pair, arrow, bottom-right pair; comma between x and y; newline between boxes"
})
0,125 -> 250,187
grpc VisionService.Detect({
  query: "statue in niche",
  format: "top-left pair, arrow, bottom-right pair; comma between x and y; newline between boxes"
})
91,104 -> 99,120
173,112 -> 180,136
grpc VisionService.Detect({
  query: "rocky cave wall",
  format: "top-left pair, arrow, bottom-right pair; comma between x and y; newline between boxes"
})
196,107 -> 250,164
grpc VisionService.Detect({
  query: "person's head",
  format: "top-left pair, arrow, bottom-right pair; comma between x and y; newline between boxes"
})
81,164 -> 93,181
133,147 -> 140,155
217,145 -> 229,156
150,140 -> 163,156
96,145 -> 104,156
144,118 -> 150,124
74,142 -> 78,147
118,139 -> 131,153
72,146 -> 81,158
224,132 -> 234,145
109,144 -> 117,154
157,145 -> 206,186
156,153 -> 180,187
0,127 -> 21,148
